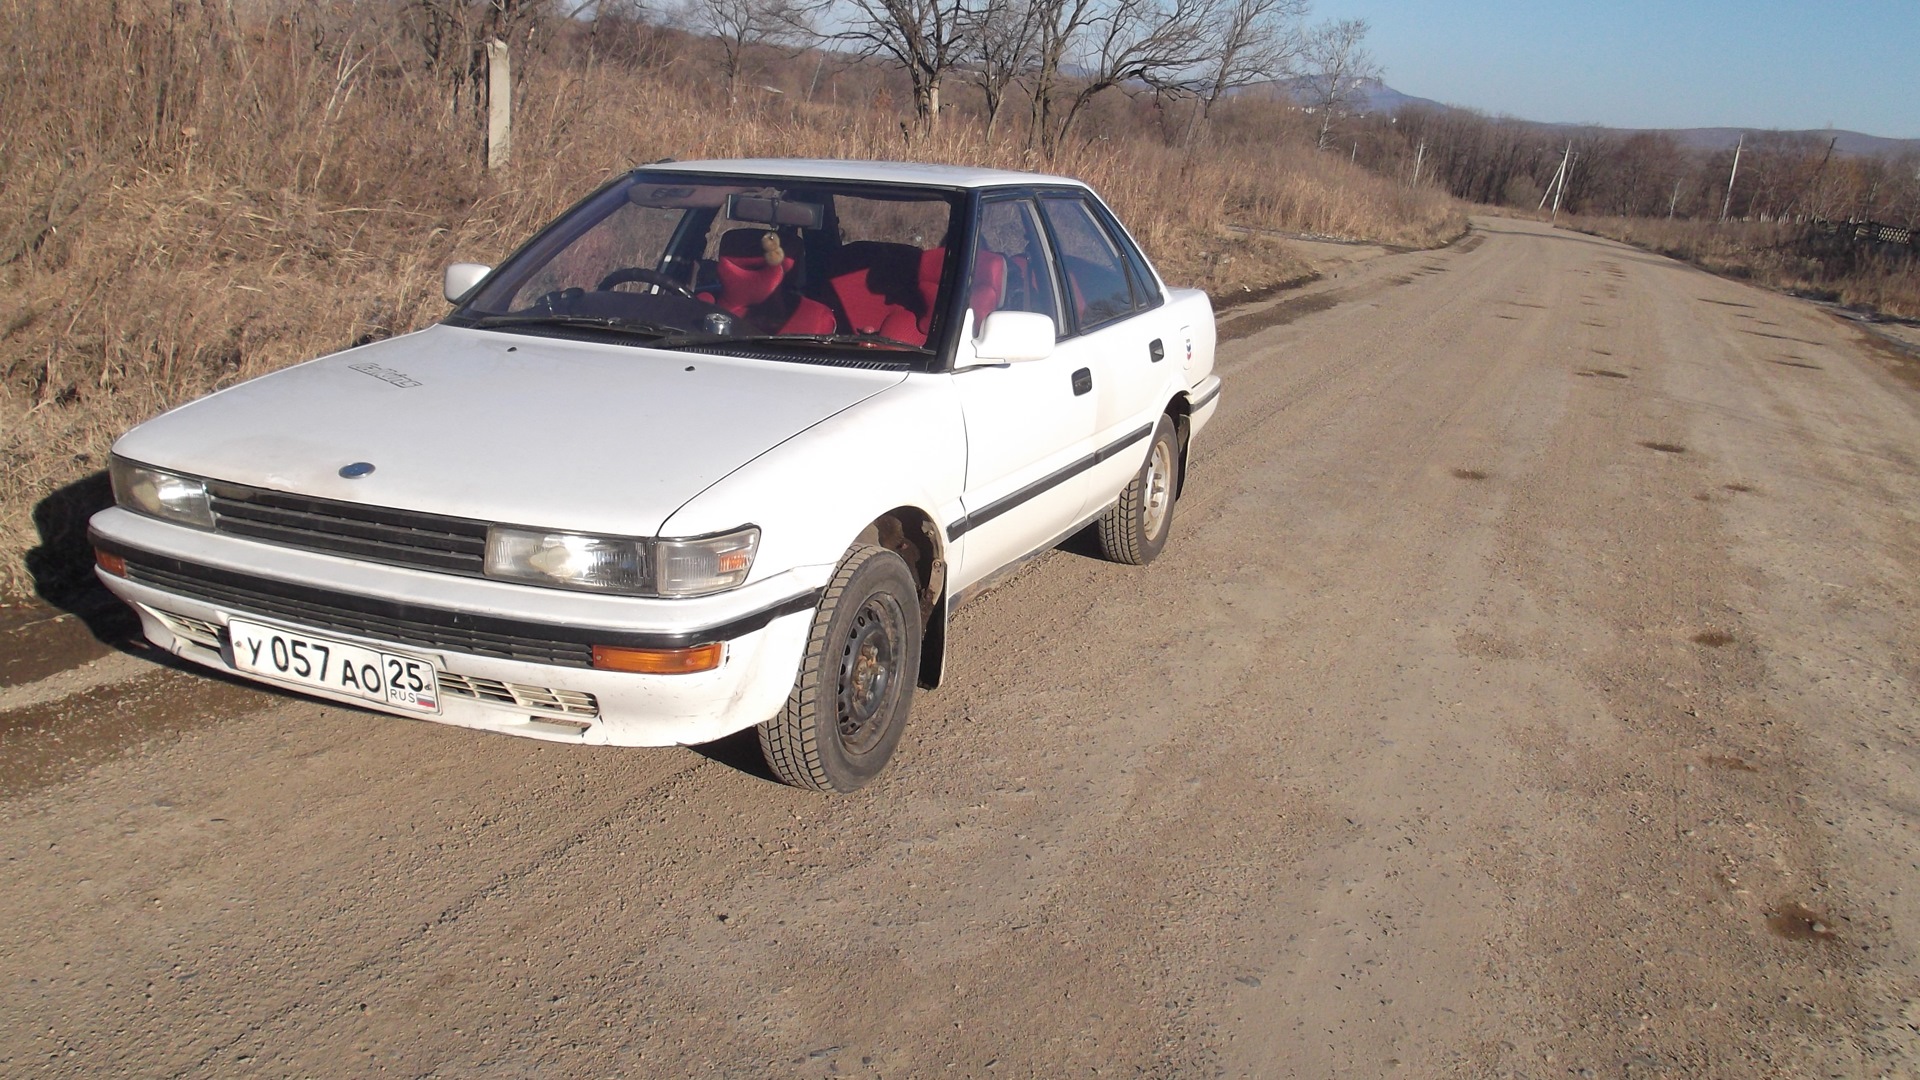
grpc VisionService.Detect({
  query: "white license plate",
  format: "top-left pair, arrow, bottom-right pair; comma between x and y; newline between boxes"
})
227,619 -> 440,714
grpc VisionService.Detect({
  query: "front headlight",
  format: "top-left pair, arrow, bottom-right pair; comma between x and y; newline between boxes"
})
483,525 -> 758,597
485,527 -> 649,593
110,457 -> 214,529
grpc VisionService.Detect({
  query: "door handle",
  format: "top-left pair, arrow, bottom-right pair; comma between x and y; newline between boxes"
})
1149,338 -> 1165,363
1071,368 -> 1092,396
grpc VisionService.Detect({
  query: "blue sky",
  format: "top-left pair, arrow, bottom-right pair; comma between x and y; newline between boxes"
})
1305,0 -> 1919,138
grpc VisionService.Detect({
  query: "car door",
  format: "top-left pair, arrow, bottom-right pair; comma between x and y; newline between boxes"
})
947,195 -> 1098,594
1036,193 -> 1170,512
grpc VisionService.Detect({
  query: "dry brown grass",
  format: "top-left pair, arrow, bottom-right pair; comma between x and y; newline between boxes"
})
0,0 -> 1463,600
1567,215 -> 1920,320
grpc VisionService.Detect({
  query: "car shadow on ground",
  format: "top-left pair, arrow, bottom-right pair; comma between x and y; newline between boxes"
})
688,728 -> 780,784
10,471 -> 150,675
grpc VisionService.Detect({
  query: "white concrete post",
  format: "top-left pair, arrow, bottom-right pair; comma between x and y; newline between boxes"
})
486,39 -> 512,171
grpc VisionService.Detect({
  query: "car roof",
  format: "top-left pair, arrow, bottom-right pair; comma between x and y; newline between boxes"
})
641,158 -> 1088,191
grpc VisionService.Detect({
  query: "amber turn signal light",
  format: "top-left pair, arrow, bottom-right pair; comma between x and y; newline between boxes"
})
95,549 -> 127,577
592,642 -> 724,675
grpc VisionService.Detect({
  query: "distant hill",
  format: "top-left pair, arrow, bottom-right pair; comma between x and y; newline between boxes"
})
1305,79 -> 1920,158
1653,127 -> 1917,157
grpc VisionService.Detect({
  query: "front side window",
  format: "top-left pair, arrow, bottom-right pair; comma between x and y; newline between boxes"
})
1039,197 -> 1136,332
969,198 -> 1060,330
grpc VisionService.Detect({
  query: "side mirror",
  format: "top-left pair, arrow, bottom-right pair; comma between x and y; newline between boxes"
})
971,311 -> 1056,364
444,263 -> 492,304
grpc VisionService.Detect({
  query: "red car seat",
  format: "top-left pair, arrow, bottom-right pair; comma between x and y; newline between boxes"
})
969,251 -> 1007,324
699,229 -> 793,316
828,242 -> 948,346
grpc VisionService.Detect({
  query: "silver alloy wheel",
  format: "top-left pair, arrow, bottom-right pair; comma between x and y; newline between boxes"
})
1142,437 -> 1173,539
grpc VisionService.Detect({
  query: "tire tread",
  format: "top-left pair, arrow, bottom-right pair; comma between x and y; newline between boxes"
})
758,545 -> 911,792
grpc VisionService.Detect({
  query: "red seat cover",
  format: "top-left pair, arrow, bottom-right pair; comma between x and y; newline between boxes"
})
698,229 -> 793,316
778,297 -> 836,335
829,242 -> 938,346
969,251 -> 1006,324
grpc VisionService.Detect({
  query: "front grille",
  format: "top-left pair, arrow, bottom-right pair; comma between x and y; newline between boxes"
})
125,558 -> 594,668
439,673 -> 600,717
206,482 -> 489,576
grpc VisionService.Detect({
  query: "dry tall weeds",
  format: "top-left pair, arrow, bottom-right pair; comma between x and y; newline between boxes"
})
0,0 -> 1463,600
1568,216 -> 1920,320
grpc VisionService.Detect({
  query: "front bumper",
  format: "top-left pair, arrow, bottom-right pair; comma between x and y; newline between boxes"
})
89,508 -> 826,746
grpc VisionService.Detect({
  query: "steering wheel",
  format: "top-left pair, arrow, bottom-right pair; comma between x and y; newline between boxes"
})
596,266 -> 695,298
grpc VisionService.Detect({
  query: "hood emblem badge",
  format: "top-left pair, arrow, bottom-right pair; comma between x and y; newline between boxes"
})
339,462 -> 376,479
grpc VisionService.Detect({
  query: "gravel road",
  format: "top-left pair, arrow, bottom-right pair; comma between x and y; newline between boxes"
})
4,216 -> 1919,1077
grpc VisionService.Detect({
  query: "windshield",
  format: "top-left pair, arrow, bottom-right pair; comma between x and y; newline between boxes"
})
450,172 -> 965,357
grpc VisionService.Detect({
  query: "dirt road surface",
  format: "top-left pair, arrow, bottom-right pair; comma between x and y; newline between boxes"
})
5,216 -> 1920,1077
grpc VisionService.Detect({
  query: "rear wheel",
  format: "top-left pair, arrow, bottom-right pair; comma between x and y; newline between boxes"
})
758,545 -> 922,793
1095,414 -> 1179,565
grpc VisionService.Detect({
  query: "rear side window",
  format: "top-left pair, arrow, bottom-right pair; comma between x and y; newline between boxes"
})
1039,197 -> 1136,332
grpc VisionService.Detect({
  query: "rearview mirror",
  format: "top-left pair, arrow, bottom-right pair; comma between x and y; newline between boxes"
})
971,311 -> 1056,364
444,263 -> 491,304
726,194 -> 825,229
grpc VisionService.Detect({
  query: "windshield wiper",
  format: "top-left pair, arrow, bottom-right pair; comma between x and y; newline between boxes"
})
465,313 -> 685,338
653,331 -> 924,351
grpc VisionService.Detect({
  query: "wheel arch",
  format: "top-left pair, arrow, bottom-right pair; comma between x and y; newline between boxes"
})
855,506 -> 950,690
1163,393 -> 1193,497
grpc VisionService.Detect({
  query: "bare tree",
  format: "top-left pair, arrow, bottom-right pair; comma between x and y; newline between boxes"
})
961,0 -> 1037,143
683,0 -> 812,110
1193,0 -> 1306,123
1025,0 -> 1212,158
1298,17 -> 1378,151
830,0 -> 972,130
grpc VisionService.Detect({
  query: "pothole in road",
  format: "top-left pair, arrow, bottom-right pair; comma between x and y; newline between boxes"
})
1692,630 -> 1736,647
1450,468 -> 1490,481
1723,483 -> 1755,493
1772,359 -> 1823,370
1745,329 -> 1823,346
1767,902 -> 1842,944
1578,369 -> 1629,379
1218,290 -> 1343,341
1699,297 -> 1756,308
1703,754 -> 1758,772
1639,441 -> 1688,454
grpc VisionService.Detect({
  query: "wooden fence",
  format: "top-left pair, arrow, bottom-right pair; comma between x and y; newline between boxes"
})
1811,218 -> 1918,254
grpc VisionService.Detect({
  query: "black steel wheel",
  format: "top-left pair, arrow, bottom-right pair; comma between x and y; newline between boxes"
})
1095,413 -> 1179,565
758,545 -> 921,792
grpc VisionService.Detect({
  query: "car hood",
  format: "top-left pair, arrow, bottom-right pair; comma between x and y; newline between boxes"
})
113,325 -> 910,536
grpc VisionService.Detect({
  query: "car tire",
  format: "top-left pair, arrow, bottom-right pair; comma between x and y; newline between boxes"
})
758,544 -> 922,793
1095,414 -> 1179,566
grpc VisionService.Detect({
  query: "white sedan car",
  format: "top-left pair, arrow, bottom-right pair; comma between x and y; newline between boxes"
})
89,159 -> 1220,791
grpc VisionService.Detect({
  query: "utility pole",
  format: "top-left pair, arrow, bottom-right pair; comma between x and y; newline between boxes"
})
1668,177 -> 1682,219
1806,135 -> 1838,219
1411,139 -> 1426,188
1539,141 -> 1572,218
1720,133 -> 1744,222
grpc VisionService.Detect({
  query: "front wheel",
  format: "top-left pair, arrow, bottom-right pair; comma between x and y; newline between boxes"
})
758,545 -> 922,793
1095,414 -> 1179,565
